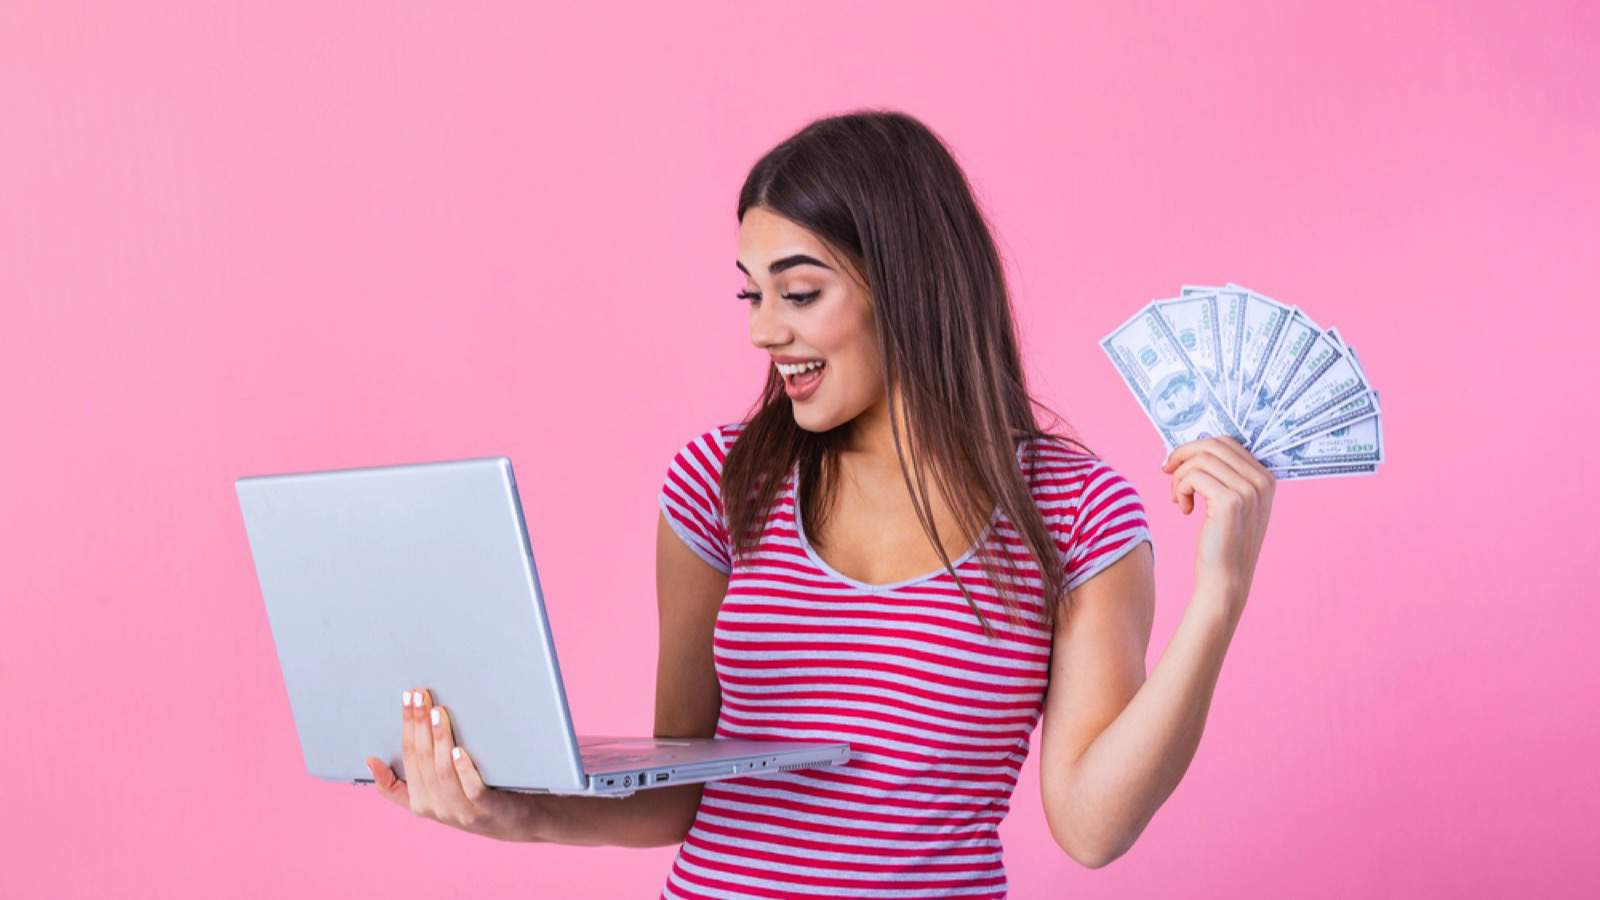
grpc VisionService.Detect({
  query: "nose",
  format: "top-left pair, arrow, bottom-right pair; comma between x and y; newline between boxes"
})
748,292 -> 789,350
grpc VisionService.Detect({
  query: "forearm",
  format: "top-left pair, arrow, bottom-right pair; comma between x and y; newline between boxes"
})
512,782 -> 705,847
1064,583 -> 1243,864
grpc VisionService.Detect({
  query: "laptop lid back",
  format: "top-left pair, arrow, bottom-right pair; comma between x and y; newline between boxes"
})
235,456 -> 587,793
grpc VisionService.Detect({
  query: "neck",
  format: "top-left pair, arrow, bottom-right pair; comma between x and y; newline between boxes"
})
840,387 -> 915,469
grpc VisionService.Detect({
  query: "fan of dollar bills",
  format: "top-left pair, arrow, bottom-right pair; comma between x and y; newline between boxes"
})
1100,282 -> 1383,481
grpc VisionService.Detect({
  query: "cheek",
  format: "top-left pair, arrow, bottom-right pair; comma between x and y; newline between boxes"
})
813,299 -> 878,387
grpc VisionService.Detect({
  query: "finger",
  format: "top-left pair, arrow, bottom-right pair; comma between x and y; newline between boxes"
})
1173,455 -> 1254,515
1169,444 -> 1232,503
1161,438 -> 1208,473
430,704 -> 473,810
1165,440 -> 1266,501
451,745 -> 491,805
1165,436 -> 1258,473
1175,466 -> 1234,516
366,755 -> 410,807
1173,452 -> 1258,507
411,688 -> 440,808
1208,436 -> 1273,489
400,688 -> 414,760
400,688 -> 421,809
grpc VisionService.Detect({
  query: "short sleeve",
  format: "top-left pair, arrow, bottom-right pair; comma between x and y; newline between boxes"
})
1063,459 -> 1155,590
657,426 -> 735,575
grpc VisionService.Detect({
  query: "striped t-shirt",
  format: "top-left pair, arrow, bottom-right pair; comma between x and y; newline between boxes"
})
655,422 -> 1154,899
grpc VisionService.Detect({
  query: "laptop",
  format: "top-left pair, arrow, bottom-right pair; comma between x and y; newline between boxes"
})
234,455 -> 850,796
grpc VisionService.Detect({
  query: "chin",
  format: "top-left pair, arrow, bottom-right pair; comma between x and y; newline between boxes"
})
791,403 -> 845,432
791,410 -> 828,432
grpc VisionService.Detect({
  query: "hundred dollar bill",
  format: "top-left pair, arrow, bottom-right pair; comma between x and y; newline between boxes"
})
1256,342 -> 1378,455
1253,325 -> 1370,449
1249,322 -> 1351,437
1237,308 -> 1323,448
1258,387 -> 1381,457
1101,302 -> 1247,452
1179,285 -> 1249,418
1266,461 -> 1379,481
1225,285 -> 1298,426
1151,292 -> 1228,402
1261,403 -> 1384,470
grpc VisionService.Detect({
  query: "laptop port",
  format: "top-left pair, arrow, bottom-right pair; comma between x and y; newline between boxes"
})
622,775 -> 631,787
654,772 -> 669,783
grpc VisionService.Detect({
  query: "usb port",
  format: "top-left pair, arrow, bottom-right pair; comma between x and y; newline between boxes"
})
654,772 -> 669,783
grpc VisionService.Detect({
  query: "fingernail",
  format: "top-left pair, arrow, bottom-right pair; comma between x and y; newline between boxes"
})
452,747 -> 462,761
430,707 -> 440,726
402,689 -> 411,707
412,691 -> 424,708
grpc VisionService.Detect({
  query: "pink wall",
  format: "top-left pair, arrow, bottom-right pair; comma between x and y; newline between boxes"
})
4,2 -> 1595,897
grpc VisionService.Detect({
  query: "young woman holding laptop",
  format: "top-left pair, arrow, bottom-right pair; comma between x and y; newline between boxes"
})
365,109 -> 1275,898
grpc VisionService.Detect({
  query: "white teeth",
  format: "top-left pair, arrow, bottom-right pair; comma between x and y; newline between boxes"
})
776,360 -> 825,377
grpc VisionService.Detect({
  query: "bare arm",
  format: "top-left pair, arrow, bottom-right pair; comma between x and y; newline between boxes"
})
513,510 -> 727,846
1039,540 -> 1243,868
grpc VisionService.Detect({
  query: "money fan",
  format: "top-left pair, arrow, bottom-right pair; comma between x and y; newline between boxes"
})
1100,282 -> 1383,480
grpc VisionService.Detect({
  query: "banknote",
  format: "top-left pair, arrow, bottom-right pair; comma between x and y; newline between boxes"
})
1227,285 -> 1297,426
1150,292 -> 1228,403
1257,387 -> 1381,458
1101,303 -> 1248,453
1178,285 -> 1249,416
1259,397 -> 1383,471
1104,283 -> 1382,481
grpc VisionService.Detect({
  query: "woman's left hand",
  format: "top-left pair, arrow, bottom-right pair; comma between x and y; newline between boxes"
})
1160,436 -> 1276,615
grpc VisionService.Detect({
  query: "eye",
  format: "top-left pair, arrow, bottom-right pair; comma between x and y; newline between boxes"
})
736,289 -> 821,305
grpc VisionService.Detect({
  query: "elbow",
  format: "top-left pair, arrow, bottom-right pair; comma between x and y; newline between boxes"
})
1085,832 -> 1139,869
1050,822 -> 1130,870
1043,783 -> 1136,869
1063,841 -> 1115,871
656,783 -> 705,846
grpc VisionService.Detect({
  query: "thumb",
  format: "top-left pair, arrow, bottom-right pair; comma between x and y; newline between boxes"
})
367,756 -> 410,807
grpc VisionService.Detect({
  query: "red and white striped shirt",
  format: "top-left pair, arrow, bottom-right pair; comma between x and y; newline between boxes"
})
656,422 -> 1154,899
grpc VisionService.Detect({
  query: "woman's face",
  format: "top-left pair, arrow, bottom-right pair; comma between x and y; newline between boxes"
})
738,206 -> 882,434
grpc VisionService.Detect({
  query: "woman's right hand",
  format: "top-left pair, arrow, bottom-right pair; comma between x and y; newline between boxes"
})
365,687 -> 543,843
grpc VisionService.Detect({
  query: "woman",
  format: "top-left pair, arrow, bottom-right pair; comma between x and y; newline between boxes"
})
367,109 -> 1275,898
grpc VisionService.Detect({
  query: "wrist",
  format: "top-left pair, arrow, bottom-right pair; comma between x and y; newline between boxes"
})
507,791 -> 553,843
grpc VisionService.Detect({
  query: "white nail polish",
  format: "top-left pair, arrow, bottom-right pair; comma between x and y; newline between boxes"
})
452,747 -> 461,760
430,707 -> 440,726
403,690 -> 411,706
412,692 -> 424,708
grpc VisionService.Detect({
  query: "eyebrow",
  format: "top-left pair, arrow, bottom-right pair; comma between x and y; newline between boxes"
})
735,254 -> 835,277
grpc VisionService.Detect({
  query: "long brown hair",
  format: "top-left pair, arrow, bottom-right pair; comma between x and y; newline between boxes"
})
721,108 -> 1098,637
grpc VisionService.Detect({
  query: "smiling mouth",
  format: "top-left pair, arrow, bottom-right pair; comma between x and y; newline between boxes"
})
778,361 -> 826,383
783,361 -> 826,399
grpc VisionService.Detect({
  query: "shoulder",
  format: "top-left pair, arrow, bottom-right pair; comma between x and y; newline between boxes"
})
1018,437 -> 1152,566
667,422 -> 745,474
1016,435 -> 1119,509
658,423 -> 747,574
660,423 -> 749,515
716,421 -> 747,452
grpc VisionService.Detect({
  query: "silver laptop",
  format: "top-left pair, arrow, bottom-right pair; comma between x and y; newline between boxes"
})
234,455 -> 849,796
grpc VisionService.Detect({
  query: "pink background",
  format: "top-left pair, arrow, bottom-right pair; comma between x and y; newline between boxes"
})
4,2 -> 1596,897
